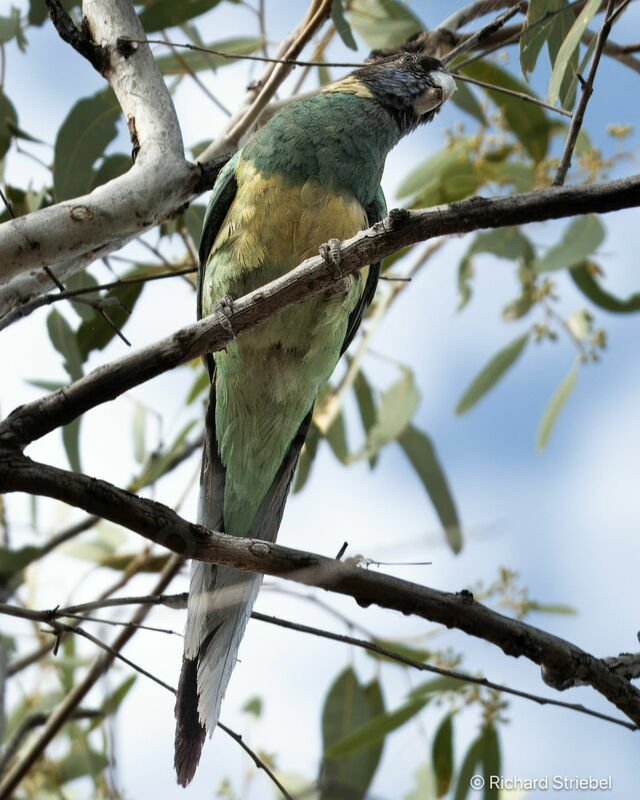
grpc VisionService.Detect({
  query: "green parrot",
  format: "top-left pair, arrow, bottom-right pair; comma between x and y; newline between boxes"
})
174,51 -> 455,785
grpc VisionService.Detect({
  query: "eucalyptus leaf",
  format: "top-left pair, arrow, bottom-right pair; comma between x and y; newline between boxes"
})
548,0 -> 600,105
536,361 -> 578,451
139,0 -> 223,32
570,263 -> 640,312
350,369 -> 419,461
462,61 -> 550,162
348,0 -> 422,50
53,89 -> 121,201
0,91 -> 18,162
536,215 -> 604,273
432,713 -> 454,798
456,333 -> 529,415
46,309 -> 83,381
331,0 -> 357,50
155,37 -> 262,74
319,668 -> 385,800
397,425 -> 462,553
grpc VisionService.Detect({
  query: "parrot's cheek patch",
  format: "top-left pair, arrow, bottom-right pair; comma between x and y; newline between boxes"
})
412,87 -> 443,115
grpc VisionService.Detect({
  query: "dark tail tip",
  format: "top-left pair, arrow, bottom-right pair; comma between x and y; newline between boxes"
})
174,656 -> 206,786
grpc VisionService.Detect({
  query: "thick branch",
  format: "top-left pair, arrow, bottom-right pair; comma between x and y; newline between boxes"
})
0,449 -> 639,730
1,174 -> 639,448
0,0 -> 201,315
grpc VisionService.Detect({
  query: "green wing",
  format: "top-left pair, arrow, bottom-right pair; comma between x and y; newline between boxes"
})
341,185 -> 386,354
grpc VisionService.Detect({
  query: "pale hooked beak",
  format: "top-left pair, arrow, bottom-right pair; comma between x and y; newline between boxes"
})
412,70 -> 457,115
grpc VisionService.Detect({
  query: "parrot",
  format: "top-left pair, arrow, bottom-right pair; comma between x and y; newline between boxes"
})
174,50 -> 456,785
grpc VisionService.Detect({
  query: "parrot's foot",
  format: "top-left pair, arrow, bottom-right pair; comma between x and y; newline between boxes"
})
319,238 -> 351,295
319,237 -> 344,279
212,294 -> 236,341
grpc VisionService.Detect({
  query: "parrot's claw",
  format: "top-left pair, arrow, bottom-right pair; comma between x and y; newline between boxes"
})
213,294 -> 236,340
319,237 -> 344,279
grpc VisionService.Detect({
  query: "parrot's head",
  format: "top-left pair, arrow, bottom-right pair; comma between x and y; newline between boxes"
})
351,52 -> 456,135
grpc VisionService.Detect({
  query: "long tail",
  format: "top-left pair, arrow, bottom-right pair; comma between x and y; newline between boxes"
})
174,396 -> 312,786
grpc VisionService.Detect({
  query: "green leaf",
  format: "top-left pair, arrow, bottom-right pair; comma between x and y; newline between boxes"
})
129,420 -> 197,491
332,0 -> 357,50
367,638 -> 431,664
320,668 -> 385,800
186,366 -> 210,404
520,0 -> 559,76
46,309 -> 83,381
528,601 -> 577,614
132,403 -> 147,464
351,368 -> 419,461
456,333 -> 529,415
547,0 -> 581,109
26,379 -> 66,392
0,544 -> 45,575
62,417 -> 82,472
409,675 -> 468,699
293,421 -> 320,493
453,736 -> 483,800
47,742 -> 109,785
536,361 -> 578,451
0,91 -> 18,161
91,153 -> 132,189
326,409 -> 349,464
155,37 -> 262,74
76,279 -> 143,359
139,0 -> 223,31
404,762 -> 436,800
397,425 -> 462,553
348,0 -> 422,50
53,88 -> 121,201
0,9 -> 23,48
536,215 -> 605,273
324,695 -> 426,760
396,140 -> 471,199
462,61 -> 550,161
480,725 -> 501,799
458,228 -> 535,308
242,695 -> 263,718
97,675 -> 137,721
432,714 -> 454,798
66,270 -> 100,322
353,369 -> 378,468
450,80 -> 486,125
570,263 -> 640,313
29,0 -> 78,26
548,0 -> 600,105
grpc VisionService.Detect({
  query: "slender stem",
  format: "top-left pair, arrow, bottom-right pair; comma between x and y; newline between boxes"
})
0,556 -> 184,799
553,0 -> 617,186
453,72 -> 573,117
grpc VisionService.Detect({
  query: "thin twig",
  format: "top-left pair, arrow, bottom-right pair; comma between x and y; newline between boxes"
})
440,4 -> 525,65
452,72 -> 573,117
0,188 -> 14,219
218,721 -> 294,800
553,0 -> 617,185
0,556 -> 183,799
251,611 -> 638,731
160,30 -> 231,117
120,37 -> 360,69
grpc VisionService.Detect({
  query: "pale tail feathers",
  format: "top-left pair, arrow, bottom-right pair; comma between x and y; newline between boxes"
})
174,396 -> 313,785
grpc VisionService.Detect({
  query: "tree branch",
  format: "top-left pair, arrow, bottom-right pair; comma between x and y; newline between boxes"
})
0,0 -> 209,317
1,450 -> 639,732
0,555 -> 183,800
1,174 -> 639,449
553,0 -> 617,185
